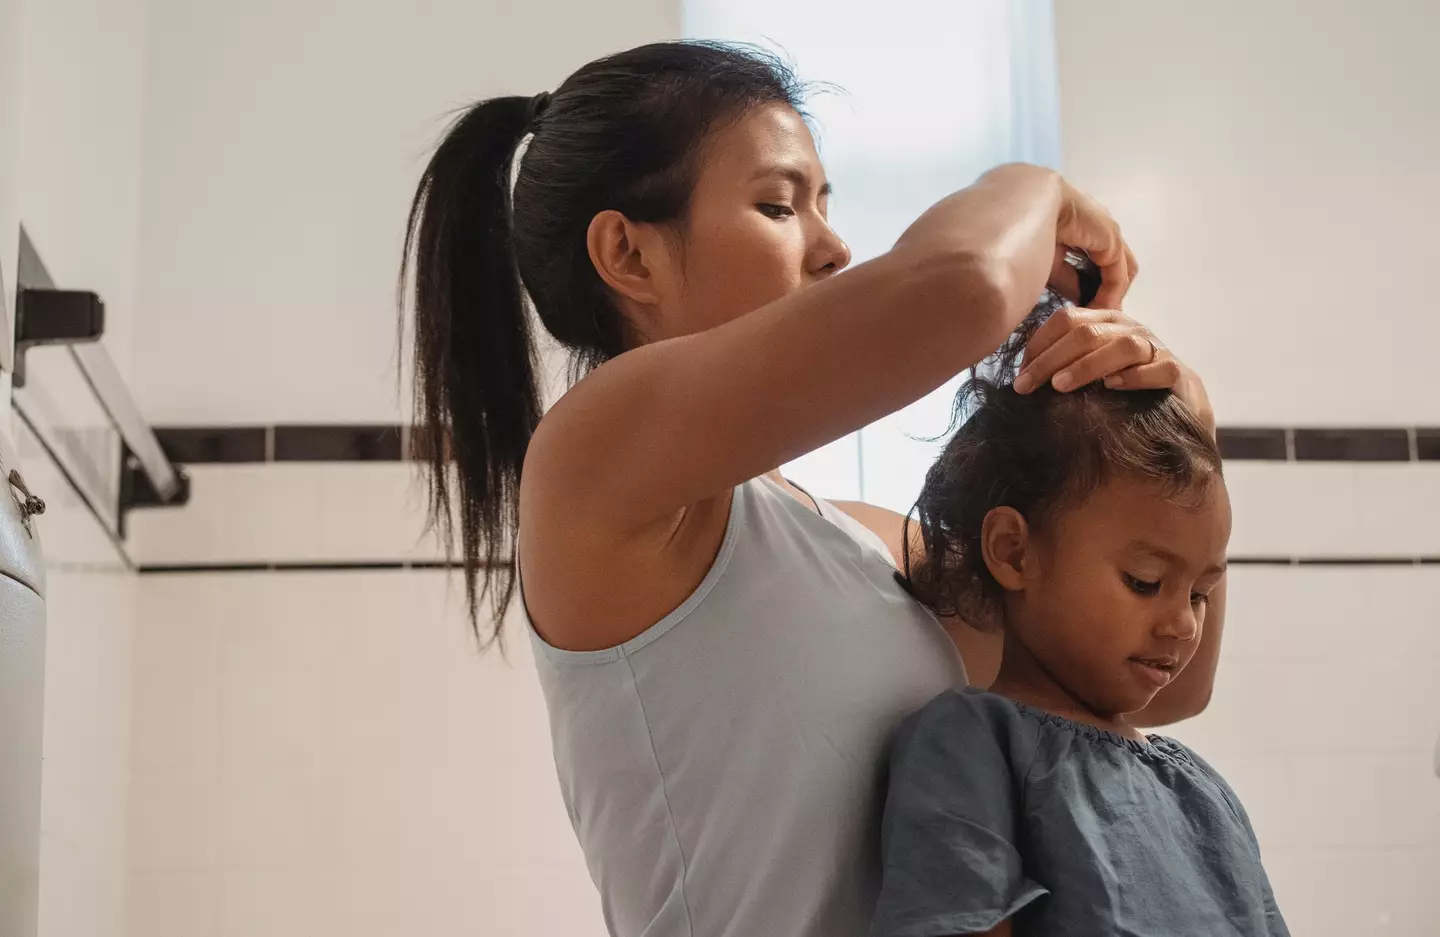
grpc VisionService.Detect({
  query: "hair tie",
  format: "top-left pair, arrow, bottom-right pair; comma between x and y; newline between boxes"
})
525,91 -> 553,130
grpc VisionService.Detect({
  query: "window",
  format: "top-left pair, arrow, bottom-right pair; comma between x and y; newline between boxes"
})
684,0 -> 1061,511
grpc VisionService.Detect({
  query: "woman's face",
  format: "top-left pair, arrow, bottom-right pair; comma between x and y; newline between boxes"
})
648,103 -> 852,338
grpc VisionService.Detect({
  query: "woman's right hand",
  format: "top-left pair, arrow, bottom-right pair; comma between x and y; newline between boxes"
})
1046,179 -> 1138,310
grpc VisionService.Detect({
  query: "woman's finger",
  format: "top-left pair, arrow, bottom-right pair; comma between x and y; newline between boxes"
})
1018,324 -> 1154,393
1102,357 -> 1183,391
1114,244 -> 1139,307
1049,331 -> 1157,392
1047,244 -> 1082,303
1092,245 -> 1130,310
1055,182 -> 1132,308
1021,305 -> 1115,368
1019,315 -> 1140,391
1016,308 -> 1122,389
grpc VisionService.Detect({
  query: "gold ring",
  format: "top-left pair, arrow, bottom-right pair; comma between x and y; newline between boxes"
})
1146,337 -> 1160,364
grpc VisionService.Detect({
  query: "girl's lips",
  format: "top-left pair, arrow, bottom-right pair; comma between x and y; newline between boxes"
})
1129,658 -> 1176,689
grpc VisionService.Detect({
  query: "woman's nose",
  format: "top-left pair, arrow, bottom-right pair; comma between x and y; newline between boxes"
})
809,219 -> 851,278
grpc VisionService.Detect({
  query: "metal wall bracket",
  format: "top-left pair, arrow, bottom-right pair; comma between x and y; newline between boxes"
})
117,444 -> 191,539
14,226 -> 190,545
13,287 -> 105,387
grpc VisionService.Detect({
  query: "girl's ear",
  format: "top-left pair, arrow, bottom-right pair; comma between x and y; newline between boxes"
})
980,506 -> 1032,593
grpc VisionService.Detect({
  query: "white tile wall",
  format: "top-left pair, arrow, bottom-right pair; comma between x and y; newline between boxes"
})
1171,566 -> 1440,936
130,0 -> 678,425
11,0 -> 149,378
1224,462 -> 1440,559
129,572 -> 606,937
1055,0 -> 1440,426
123,458 -> 1440,569
1263,847 -> 1438,936
127,462 -> 449,567
314,463 -> 446,563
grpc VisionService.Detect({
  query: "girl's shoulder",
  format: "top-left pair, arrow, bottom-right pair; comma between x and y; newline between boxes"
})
888,686 -> 1044,782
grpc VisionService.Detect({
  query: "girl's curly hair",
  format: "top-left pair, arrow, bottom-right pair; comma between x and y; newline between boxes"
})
901,294 -> 1222,630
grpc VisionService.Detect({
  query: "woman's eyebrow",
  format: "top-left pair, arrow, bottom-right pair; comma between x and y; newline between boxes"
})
750,165 -> 833,197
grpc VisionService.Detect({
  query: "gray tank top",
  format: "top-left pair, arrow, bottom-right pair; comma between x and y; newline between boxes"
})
525,476 -> 965,937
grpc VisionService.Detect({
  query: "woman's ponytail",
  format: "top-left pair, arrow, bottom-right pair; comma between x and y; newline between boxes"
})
401,96 -> 537,645
402,44 -> 807,646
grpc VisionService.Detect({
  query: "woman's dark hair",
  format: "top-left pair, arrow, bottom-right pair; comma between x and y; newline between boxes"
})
400,41 -> 806,644
902,295 -> 1222,630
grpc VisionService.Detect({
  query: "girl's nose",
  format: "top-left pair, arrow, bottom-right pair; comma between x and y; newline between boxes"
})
1154,602 -> 1201,643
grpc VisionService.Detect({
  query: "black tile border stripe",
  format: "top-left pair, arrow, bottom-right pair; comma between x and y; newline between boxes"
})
1230,556 -> 1440,567
139,560 -> 468,574
153,424 -> 1440,465
1294,556 -> 1429,566
1293,428 -> 1411,462
156,427 -> 267,464
1417,429 -> 1440,461
1215,428 -> 1287,461
273,425 -> 403,462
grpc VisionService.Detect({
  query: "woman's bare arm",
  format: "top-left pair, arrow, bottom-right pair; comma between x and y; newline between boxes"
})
522,167 -> 1121,543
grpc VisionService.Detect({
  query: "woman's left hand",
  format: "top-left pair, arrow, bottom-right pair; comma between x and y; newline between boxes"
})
1012,306 -> 1215,432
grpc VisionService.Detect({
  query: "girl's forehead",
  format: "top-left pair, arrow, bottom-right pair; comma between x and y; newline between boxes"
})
1055,474 -> 1232,560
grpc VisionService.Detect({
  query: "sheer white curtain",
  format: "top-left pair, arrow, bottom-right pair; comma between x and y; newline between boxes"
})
684,0 -> 1061,510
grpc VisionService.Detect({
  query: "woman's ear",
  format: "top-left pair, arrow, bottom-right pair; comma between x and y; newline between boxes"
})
980,506 -> 1031,593
586,209 -> 672,310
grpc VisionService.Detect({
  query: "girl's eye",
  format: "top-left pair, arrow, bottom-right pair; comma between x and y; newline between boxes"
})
1124,573 -> 1161,596
1191,592 -> 1210,607
757,203 -> 795,219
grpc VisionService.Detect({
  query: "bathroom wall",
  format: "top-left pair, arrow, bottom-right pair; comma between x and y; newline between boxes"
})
2,0 -> 152,934
121,0 -> 676,934
129,570 -> 604,936
1054,0 -> 1440,427
128,0 -> 670,426
1054,2 -> 1440,934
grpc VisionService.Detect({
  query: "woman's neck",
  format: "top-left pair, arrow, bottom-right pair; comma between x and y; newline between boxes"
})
765,469 -> 822,515
987,630 -> 1145,742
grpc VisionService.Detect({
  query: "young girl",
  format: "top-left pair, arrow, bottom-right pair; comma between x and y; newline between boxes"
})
404,40 -> 1222,937
872,302 -> 1287,936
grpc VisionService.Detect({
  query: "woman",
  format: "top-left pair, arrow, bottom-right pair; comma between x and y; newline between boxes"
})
402,41 -> 1220,937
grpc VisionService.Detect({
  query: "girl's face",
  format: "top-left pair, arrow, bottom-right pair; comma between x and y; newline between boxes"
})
999,474 -> 1232,721
645,103 -> 852,338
